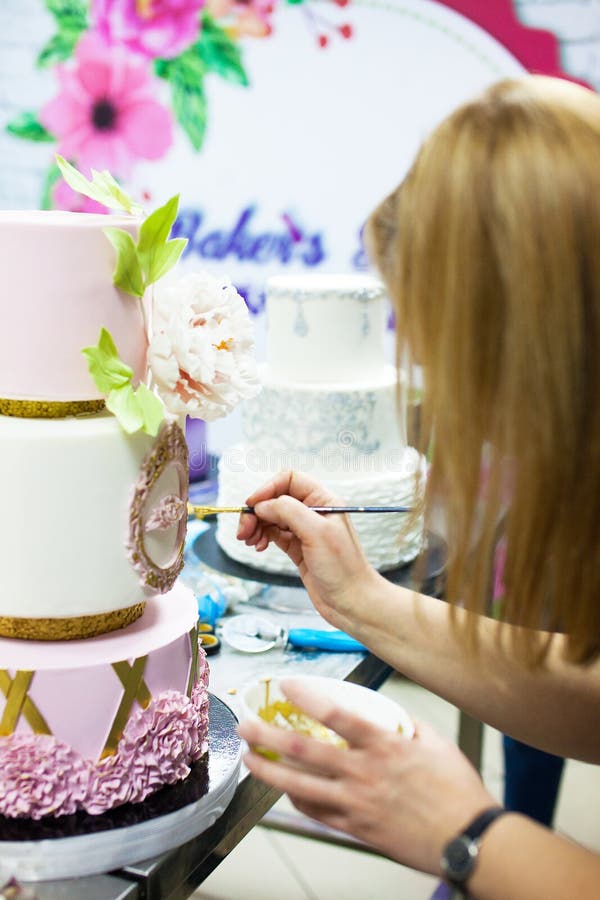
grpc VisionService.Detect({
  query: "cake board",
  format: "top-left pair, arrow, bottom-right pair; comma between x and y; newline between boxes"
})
0,696 -> 241,882
192,521 -> 447,608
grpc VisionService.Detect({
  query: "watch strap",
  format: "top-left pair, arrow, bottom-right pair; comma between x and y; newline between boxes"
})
462,806 -> 509,842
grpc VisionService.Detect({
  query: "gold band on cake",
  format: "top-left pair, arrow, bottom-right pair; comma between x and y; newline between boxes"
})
0,397 -> 105,418
0,602 -> 146,641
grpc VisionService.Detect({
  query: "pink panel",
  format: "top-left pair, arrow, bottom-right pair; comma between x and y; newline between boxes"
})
145,633 -> 192,698
25,666 -> 122,761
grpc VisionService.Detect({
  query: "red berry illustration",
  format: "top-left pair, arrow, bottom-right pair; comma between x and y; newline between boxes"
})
339,23 -> 353,38
318,34 -> 329,48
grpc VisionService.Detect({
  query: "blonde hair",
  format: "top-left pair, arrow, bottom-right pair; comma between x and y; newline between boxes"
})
367,77 -> 600,665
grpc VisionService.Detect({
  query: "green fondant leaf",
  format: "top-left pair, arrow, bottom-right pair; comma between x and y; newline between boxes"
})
82,327 -> 134,395
103,227 -> 145,299
83,329 -> 164,436
138,194 -> 180,251
198,15 -> 249,87
6,112 -> 54,142
106,383 -> 164,436
136,383 -> 165,437
55,155 -> 143,215
106,385 -> 145,434
146,238 -> 188,283
137,196 -> 187,284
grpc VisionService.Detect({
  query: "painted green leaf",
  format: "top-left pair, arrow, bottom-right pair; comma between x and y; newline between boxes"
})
155,51 -> 208,151
55,155 -> 143,215
198,15 -> 249,87
37,27 -> 82,68
6,112 -> 54,142
82,327 -> 134,396
103,227 -> 145,298
136,383 -> 165,436
106,385 -> 145,434
45,0 -> 87,25
172,77 -> 208,150
41,161 -> 62,210
39,0 -> 87,67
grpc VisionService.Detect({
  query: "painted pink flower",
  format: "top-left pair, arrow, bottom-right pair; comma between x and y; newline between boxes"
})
93,0 -> 204,60
40,33 -> 173,179
206,0 -> 275,38
52,177 -> 109,213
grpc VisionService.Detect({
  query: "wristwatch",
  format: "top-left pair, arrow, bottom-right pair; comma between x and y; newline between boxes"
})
441,806 -> 510,890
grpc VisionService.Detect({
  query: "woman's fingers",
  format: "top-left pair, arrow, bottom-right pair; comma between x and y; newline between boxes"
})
279,681 -> 396,749
252,496 -> 327,545
243,748 -> 345,808
245,470 -> 337,508
238,718 -> 352,778
237,512 -> 261,542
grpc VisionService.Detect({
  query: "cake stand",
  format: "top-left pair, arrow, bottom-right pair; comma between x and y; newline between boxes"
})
0,696 -> 241,882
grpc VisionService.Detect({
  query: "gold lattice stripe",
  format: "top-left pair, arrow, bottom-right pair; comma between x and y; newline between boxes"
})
0,670 -> 51,736
0,602 -> 146,641
101,656 -> 151,758
0,397 -> 105,418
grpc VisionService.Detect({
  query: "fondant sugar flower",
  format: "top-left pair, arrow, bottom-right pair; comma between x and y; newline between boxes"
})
40,33 -> 173,179
93,0 -> 205,60
0,734 -> 89,820
149,271 -> 261,421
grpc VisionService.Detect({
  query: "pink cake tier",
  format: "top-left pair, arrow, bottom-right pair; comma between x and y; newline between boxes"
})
0,211 -> 147,406
0,585 -> 210,819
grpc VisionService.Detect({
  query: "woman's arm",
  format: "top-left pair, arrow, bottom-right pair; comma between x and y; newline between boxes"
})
238,471 -> 600,762
237,680 -> 600,900
347,576 -> 600,763
469,813 -> 600,900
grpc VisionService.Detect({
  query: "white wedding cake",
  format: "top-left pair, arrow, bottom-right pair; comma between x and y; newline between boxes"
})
216,274 -> 426,575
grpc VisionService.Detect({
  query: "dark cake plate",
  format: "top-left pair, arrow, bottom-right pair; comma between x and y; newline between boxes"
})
192,521 -> 447,595
0,696 -> 241,882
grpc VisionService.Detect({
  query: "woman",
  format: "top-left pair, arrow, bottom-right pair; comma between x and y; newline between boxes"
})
236,76 -> 600,898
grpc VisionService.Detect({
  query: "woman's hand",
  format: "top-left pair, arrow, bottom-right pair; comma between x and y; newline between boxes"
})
236,471 -> 381,630
238,679 -> 496,875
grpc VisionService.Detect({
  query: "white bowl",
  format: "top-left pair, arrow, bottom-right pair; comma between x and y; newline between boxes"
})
238,675 -> 415,741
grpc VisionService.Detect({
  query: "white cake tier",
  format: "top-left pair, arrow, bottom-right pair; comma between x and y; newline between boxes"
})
241,364 -> 406,464
0,211 -> 147,402
0,413 -> 188,623
216,447 -> 426,575
266,273 -> 387,384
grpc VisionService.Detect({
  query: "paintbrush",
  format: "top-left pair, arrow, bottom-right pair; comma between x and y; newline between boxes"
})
188,503 -> 413,519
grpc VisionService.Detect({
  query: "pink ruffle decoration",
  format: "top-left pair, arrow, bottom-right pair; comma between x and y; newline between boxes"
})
0,677 -> 209,820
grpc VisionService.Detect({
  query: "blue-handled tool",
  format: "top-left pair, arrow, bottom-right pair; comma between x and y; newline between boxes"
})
286,628 -> 365,653
220,614 -> 366,654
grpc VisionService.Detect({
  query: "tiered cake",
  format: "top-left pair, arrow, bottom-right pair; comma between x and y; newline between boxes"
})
0,211 -> 209,820
217,274 -> 425,575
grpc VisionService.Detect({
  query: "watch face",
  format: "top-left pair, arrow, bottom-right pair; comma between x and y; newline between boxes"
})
442,835 -> 478,882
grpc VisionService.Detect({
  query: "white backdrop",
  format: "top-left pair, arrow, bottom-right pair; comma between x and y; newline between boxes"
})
1,0 -> 598,450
